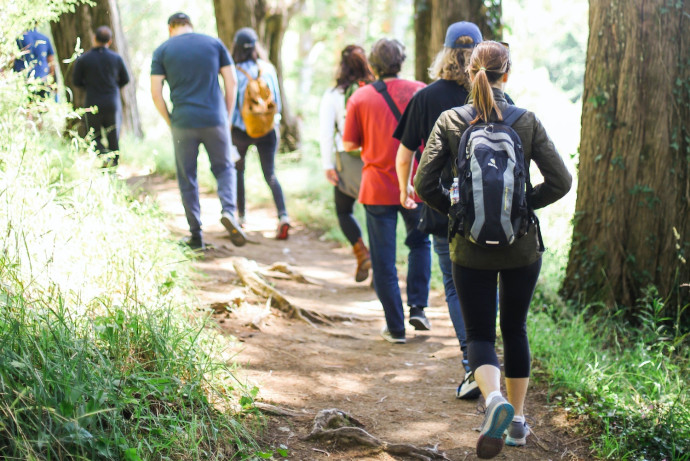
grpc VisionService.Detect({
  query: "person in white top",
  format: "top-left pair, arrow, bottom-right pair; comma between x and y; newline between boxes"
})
318,45 -> 374,282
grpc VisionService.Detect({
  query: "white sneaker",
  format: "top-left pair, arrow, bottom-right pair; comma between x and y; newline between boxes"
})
456,369 -> 481,399
380,326 -> 406,344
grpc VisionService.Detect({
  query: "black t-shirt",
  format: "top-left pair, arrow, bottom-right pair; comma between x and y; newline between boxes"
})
73,46 -> 130,108
393,79 -> 470,151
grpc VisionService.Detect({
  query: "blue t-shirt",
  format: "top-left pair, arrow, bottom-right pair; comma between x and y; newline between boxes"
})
151,33 -> 233,128
232,59 -> 281,131
13,30 -> 54,79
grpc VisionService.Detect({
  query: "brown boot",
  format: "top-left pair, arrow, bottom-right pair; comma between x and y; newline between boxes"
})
353,238 -> 371,282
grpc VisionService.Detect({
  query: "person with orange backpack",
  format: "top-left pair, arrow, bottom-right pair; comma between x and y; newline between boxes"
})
231,27 -> 289,239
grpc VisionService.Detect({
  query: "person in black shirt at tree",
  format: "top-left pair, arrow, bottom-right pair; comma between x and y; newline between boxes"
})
73,26 -> 130,167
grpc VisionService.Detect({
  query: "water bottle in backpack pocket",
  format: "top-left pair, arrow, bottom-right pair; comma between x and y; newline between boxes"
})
449,104 -> 533,248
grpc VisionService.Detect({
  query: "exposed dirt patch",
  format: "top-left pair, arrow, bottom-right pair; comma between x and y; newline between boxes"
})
131,173 -> 593,460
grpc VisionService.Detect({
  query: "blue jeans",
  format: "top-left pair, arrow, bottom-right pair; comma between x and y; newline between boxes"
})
171,124 -> 238,238
365,204 -> 431,336
432,235 -> 468,361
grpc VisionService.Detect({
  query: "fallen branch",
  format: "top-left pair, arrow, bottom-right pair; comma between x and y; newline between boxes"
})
254,402 -> 311,418
304,409 -> 451,461
232,257 -> 332,325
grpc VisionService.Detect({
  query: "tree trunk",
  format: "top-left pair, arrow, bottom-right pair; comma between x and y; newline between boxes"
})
213,0 -> 305,151
50,0 -> 142,137
415,0 -> 502,84
563,0 -> 690,318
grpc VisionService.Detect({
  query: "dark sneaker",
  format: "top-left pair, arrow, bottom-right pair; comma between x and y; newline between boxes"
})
221,212 -> 247,247
457,370 -> 481,400
380,326 -> 406,344
180,235 -> 205,251
476,396 -> 514,459
505,420 -> 530,447
409,306 -> 431,330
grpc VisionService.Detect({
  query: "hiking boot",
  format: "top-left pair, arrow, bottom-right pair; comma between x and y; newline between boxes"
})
276,215 -> 290,240
353,238 -> 371,282
457,369 -> 481,400
180,235 -> 205,251
380,326 -> 406,344
221,211 -> 247,247
505,420 -> 530,447
476,395 -> 514,459
409,306 -> 431,331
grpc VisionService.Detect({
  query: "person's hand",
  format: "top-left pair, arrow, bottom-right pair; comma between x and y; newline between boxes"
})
325,169 -> 339,186
400,184 -> 418,209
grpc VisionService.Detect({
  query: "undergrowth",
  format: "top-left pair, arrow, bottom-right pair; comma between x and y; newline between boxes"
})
0,4 -> 266,458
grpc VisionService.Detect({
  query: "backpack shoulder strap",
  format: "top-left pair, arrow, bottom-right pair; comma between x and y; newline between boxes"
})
237,66 -> 253,80
453,105 -> 475,125
372,80 -> 401,121
500,106 -> 527,127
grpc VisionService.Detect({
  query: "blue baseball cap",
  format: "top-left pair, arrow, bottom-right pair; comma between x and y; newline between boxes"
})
444,21 -> 482,49
234,27 -> 258,49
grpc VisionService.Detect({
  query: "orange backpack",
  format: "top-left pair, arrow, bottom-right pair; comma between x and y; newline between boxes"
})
237,65 -> 278,138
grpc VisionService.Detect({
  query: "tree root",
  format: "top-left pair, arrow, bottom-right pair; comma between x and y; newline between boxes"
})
254,402 -> 311,418
304,409 -> 451,460
232,257 -> 333,325
261,262 -> 321,285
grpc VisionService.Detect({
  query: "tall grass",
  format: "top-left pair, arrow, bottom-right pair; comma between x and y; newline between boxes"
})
0,22 -> 263,461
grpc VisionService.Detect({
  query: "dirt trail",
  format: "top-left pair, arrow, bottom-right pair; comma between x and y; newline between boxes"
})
132,173 -> 591,461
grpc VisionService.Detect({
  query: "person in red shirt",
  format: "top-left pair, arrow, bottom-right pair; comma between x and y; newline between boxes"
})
343,38 -> 431,344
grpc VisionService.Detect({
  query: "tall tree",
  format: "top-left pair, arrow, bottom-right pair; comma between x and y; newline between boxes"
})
563,0 -> 690,317
50,0 -> 142,137
414,0 -> 502,83
213,0 -> 305,151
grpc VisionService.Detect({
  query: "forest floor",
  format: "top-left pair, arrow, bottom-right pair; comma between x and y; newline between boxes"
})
128,172 -> 593,461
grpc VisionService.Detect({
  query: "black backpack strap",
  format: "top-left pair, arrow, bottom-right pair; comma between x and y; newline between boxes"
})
372,80 -> 401,121
500,106 -> 527,127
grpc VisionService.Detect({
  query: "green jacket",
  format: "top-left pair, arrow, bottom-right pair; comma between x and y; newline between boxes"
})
414,89 -> 572,270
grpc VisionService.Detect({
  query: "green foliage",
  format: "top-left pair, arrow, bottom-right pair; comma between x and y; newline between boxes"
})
529,294 -> 690,460
0,5 -> 264,459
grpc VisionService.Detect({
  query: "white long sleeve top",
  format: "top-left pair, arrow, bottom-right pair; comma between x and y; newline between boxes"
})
318,87 -> 346,170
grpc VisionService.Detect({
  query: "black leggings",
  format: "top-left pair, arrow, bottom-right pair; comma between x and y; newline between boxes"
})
452,258 -> 542,378
334,187 -> 362,245
231,127 -> 287,218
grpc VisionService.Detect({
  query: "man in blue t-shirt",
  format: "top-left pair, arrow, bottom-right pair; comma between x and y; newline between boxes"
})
13,29 -> 56,98
73,26 -> 130,166
151,12 -> 247,250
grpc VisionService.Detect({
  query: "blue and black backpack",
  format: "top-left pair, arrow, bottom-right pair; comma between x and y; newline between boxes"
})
449,104 -> 542,250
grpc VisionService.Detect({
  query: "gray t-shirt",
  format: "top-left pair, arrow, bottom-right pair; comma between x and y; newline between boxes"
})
151,32 -> 232,128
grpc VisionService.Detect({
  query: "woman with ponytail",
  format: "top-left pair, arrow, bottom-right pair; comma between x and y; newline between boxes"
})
414,41 -> 572,459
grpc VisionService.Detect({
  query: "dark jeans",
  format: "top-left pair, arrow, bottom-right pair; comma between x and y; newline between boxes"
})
452,258 -> 542,378
432,235 -> 467,361
171,124 -> 238,239
85,102 -> 121,160
334,186 -> 362,245
231,127 -> 287,218
365,204 -> 431,336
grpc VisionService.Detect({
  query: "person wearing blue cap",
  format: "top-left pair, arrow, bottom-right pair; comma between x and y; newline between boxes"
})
394,21 -> 511,400
13,28 -> 56,100
151,12 -> 247,250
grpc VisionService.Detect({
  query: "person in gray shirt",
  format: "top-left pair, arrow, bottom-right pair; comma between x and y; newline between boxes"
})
151,12 -> 246,250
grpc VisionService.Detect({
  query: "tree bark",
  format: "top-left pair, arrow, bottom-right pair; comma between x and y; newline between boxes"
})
213,0 -> 304,151
563,0 -> 690,317
50,0 -> 142,137
415,0 -> 502,84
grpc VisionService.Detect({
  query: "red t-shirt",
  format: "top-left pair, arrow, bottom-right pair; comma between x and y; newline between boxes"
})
343,79 -> 426,205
